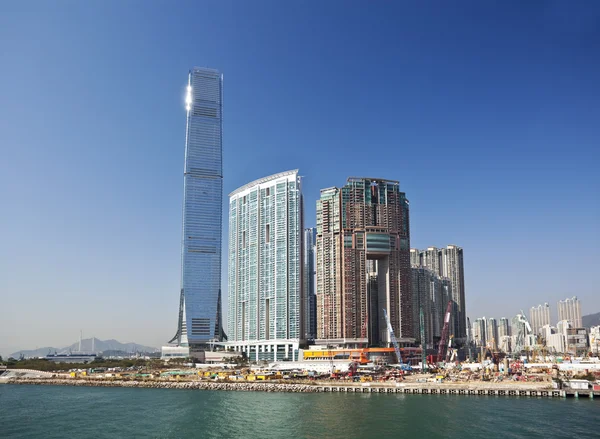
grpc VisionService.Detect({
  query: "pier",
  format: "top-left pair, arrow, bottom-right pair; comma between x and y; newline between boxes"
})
314,384 -> 596,399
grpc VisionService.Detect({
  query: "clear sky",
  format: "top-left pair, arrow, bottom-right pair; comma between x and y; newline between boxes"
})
1,1 -> 599,356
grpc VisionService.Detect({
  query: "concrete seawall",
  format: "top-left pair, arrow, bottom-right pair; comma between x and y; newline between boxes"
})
5,378 -> 320,393
4,378 -> 596,399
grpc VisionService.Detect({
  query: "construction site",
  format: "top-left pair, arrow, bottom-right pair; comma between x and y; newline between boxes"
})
5,299 -> 599,400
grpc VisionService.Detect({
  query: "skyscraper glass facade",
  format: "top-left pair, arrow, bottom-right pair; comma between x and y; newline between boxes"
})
304,227 -> 317,340
170,67 -> 223,347
227,170 -> 303,361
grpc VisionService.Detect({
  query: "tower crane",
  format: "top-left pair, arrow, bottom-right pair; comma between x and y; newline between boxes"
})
466,317 -> 473,361
382,308 -> 403,365
420,307 -> 427,371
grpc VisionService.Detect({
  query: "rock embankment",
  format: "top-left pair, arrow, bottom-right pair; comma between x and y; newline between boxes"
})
6,378 -> 320,393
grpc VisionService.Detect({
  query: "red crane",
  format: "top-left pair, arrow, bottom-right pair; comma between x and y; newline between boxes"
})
437,301 -> 453,363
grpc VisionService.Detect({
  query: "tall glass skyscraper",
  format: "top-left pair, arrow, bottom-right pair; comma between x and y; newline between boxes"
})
169,67 -> 224,348
227,170 -> 303,361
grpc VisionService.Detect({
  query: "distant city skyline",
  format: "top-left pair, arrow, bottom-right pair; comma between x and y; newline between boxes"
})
2,2 -> 598,356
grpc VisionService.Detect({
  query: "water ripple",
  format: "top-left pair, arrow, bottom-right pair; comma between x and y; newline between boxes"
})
1,385 -> 598,439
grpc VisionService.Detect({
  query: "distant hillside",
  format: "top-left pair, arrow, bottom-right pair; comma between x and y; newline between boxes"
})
583,312 -> 600,328
10,338 -> 158,359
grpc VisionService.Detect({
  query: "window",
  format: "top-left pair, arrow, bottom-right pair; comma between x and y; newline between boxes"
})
266,187 -> 270,196
266,224 -> 270,243
243,231 -> 246,248
243,196 -> 247,204
191,318 -> 211,336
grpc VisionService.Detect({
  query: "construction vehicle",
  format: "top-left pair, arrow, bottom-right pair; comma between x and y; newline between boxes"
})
348,361 -> 359,377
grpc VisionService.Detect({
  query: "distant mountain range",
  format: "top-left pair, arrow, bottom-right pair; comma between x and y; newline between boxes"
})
10,338 -> 158,359
583,312 -> 600,328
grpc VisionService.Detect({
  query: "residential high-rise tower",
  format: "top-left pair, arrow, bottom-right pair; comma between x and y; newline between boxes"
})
169,67 -> 224,349
411,245 -> 467,339
498,317 -> 510,338
227,170 -> 303,361
473,318 -> 487,347
529,303 -> 551,335
558,296 -> 582,328
440,245 -> 466,340
411,266 -> 452,348
316,177 -> 412,346
486,318 -> 499,349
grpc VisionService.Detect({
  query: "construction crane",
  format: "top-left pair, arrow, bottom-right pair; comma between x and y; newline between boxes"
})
446,335 -> 455,362
420,307 -> 427,371
466,317 -> 473,361
437,301 -> 453,363
382,308 -> 403,365
514,311 -> 533,356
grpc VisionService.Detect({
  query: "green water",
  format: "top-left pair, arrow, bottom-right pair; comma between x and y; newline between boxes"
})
1,385 -> 598,438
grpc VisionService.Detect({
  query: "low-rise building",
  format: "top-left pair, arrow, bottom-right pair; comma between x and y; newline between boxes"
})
161,345 -> 190,360
565,328 -> 588,356
546,333 -> 565,354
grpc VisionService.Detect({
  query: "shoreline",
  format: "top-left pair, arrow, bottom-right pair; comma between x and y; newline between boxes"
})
4,378 -> 589,399
4,378 -> 320,392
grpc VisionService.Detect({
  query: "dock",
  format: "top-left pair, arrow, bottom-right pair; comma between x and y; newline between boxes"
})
314,384 -> 596,399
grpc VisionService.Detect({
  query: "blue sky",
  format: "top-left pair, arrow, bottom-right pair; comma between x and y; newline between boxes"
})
1,1 -> 599,355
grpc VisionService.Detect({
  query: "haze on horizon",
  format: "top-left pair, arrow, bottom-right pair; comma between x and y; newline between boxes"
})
1,1 -> 599,357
